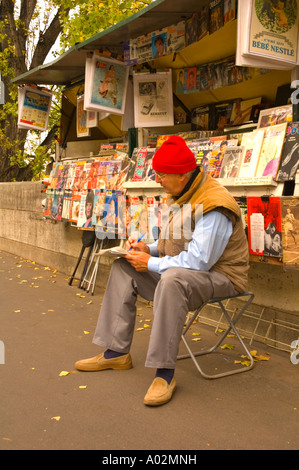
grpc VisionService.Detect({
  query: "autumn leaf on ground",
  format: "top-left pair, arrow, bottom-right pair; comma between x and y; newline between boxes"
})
220,343 -> 234,350
51,416 -> 61,421
59,371 -> 70,377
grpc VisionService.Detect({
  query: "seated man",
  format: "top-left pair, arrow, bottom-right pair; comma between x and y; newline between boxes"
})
75,136 -> 249,406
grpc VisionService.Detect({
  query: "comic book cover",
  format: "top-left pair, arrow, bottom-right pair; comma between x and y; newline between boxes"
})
207,140 -> 229,178
126,147 -> 139,181
43,189 -> 55,218
238,129 -> 265,178
117,194 -> 131,239
92,189 -> 106,228
196,136 -> 227,171
191,105 -> 211,130
71,161 -> 85,191
198,4 -> 210,40
128,196 -> 147,239
61,189 -> 72,222
77,189 -> 95,229
185,13 -> 200,46
103,190 -> 123,235
132,148 -> 148,182
223,0 -> 236,24
219,147 -> 244,178
49,163 -> 59,189
255,122 -> 287,179
209,0 -> 224,34
69,190 -> 82,225
51,189 -> 64,221
167,21 -> 185,54
106,160 -> 122,190
276,122 -> 299,182
281,197 -> 299,266
247,196 -> 283,258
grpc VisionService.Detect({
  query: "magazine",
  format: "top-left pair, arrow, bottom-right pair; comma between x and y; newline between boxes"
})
238,129 -> 265,178
219,147 -> 244,178
209,0 -> 224,34
277,122 -> 299,181
255,123 -> 287,179
281,197 -> 299,266
97,245 -> 129,257
247,196 -> 283,258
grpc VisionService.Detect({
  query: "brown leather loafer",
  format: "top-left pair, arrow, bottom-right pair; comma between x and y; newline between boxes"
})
143,377 -> 177,406
75,352 -> 132,371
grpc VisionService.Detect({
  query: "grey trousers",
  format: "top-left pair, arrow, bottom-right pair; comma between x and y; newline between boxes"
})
93,258 -> 238,369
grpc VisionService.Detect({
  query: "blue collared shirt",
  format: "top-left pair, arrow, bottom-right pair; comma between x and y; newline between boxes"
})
147,210 -> 232,274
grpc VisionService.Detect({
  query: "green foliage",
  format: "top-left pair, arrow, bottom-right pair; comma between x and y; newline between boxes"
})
0,0 -> 154,181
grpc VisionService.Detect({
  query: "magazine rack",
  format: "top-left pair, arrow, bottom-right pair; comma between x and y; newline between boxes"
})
177,291 -> 255,379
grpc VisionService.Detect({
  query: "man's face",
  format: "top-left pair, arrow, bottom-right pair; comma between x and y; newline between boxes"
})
155,172 -> 188,197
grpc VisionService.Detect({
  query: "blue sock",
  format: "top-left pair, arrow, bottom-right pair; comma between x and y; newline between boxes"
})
104,349 -> 126,359
155,368 -> 174,384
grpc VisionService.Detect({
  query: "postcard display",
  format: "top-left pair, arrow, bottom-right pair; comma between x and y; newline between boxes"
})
42,0 -> 299,269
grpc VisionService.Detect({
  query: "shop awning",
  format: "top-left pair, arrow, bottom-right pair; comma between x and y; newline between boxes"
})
11,0 -> 205,86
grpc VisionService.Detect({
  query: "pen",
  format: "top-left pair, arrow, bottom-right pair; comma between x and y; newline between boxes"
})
128,233 -> 146,251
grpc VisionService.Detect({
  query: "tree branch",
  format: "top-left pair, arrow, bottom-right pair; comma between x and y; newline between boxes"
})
30,5 -> 70,70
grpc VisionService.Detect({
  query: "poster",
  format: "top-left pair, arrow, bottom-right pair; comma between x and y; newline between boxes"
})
18,86 -> 52,131
84,54 -> 129,115
248,0 -> 299,65
77,95 -> 90,138
281,196 -> 299,266
133,70 -> 174,127
247,196 -> 283,258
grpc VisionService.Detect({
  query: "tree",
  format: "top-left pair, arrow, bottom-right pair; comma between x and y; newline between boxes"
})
0,0 -> 153,182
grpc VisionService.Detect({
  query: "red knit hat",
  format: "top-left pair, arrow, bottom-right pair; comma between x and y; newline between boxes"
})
152,136 -> 197,174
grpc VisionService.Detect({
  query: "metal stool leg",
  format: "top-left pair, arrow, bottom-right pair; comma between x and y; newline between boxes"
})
178,292 -> 255,379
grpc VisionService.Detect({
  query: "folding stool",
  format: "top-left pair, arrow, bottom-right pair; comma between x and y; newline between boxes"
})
177,291 -> 255,379
69,230 -> 95,287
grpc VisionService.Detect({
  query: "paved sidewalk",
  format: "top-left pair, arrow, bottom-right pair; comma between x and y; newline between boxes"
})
0,250 -> 299,451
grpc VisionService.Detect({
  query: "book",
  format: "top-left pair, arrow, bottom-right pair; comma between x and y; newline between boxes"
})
247,196 -> 282,258
219,147 -> 244,178
255,122 -> 287,179
223,0 -> 236,24
61,189 -> 72,221
191,105 -> 211,130
277,122 -> 299,181
230,97 -> 262,126
257,104 -> 292,128
97,245 -> 129,257
238,129 -> 265,178
209,0 -> 224,35
198,4 -> 210,40
281,197 -> 299,266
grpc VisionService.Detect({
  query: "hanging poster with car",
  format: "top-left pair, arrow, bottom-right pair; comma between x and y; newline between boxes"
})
18,85 -> 52,131
84,54 -> 129,115
133,70 -> 174,128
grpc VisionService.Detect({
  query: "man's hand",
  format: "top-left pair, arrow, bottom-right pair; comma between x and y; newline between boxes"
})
125,251 -> 151,272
